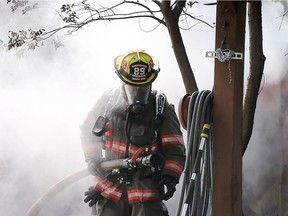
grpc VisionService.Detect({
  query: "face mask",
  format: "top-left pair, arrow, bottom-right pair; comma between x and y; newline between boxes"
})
123,84 -> 151,115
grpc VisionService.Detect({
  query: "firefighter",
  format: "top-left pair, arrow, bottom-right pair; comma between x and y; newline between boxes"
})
81,49 -> 186,216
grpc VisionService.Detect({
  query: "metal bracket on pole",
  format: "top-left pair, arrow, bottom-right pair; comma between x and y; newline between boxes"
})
206,48 -> 243,62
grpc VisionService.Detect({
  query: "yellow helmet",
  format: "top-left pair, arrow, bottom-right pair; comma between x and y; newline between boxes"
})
114,50 -> 160,86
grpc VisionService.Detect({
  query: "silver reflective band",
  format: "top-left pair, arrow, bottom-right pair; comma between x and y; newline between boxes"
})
180,203 -> 189,216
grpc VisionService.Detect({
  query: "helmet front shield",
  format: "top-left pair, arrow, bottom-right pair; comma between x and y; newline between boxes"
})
114,50 -> 160,86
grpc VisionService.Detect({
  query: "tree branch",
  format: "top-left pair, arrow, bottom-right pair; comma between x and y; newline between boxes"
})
181,10 -> 215,28
159,0 -> 171,15
173,0 -> 186,18
124,0 -> 156,16
152,0 -> 161,8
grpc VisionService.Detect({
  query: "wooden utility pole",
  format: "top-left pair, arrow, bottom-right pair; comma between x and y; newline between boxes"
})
212,1 -> 246,216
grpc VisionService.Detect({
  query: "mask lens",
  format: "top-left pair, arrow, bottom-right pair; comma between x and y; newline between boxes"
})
124,84 -> 151,106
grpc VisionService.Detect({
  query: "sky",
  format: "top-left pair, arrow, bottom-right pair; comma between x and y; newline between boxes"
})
0,1 -> 287,215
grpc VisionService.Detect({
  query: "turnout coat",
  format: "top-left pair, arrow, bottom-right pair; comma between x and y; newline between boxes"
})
80,86 -> 186,203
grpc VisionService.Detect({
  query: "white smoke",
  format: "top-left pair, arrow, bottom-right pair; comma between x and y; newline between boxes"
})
0,1 -> 287,216
0,1 -> 215,215
242,2 -> 288,215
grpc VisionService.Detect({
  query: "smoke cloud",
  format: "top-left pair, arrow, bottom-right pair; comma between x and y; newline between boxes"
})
0,1 -> 287,216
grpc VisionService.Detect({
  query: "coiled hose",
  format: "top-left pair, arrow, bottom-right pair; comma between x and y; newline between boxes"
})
176,90 -> 213,216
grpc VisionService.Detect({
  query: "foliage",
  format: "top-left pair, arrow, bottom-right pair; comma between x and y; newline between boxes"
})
4,0 -> 212,51
6,0 -> 38,14
8,29 -> 45,50
60,4 -> 79,23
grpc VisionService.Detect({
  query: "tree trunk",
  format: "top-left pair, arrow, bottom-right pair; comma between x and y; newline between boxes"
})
242,1 -> 266,155
160,1 -> 198,94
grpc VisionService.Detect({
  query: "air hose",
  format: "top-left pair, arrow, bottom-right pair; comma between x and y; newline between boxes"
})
176,90 -> 213,216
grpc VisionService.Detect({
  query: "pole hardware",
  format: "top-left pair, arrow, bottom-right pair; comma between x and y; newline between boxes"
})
206,48 -> 243,62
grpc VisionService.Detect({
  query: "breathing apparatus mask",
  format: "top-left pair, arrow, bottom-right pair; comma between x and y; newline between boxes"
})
114,49 -> 160,116
123,83 -> 151,115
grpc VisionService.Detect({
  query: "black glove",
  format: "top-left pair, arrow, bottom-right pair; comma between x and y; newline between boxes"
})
87,158 -> 106,177
158,175 -> 177,201
84,186 -> 103,207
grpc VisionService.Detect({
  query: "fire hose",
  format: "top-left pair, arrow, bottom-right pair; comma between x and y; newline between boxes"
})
176,90 -> 213,216
25,168 -> 90,216
25,154 -> 162,216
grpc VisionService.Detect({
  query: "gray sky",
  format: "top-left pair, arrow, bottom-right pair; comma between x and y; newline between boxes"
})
0,1 -> 287,215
